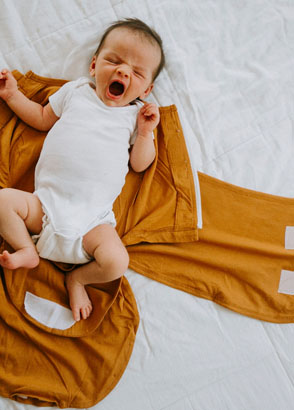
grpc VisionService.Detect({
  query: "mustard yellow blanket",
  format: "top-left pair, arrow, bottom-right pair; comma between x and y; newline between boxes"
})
1,71 -> 294,408
0,71 -> 197,408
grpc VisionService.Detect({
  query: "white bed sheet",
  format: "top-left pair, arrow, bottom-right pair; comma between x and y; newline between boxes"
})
1,0 -> 294,409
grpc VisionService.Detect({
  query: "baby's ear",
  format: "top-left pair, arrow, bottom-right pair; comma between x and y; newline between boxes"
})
89,56 -> 96,76
139,83 -> 154,99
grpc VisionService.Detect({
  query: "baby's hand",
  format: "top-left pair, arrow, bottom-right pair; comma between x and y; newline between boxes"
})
137,103 -> 160,137
0,69 -> 18,102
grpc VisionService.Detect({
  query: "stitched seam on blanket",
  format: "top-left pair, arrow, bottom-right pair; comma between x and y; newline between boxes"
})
129,259 -> 294,323
160,107 -> 197,230
24,70 -> 68,86
172,107 -> 197,228
199,172 -> 294,204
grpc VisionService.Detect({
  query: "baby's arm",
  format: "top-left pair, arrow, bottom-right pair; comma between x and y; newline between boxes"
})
129,103 -> 159,172
0,69 -> 58,131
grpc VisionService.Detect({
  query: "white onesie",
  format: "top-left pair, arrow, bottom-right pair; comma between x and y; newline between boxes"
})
33,77 -> 141,264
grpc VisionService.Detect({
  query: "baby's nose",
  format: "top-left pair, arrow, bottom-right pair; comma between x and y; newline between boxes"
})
117,66 -> 130,79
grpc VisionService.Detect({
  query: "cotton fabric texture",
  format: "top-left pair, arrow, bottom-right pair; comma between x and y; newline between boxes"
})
34,77 -> 141,263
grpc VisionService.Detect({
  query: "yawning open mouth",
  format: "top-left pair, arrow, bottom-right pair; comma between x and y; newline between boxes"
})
109,81 -> 125,96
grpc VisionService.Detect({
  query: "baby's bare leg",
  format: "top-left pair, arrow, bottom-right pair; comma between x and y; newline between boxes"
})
65,224 -> 129,321
0,188 -> 44,269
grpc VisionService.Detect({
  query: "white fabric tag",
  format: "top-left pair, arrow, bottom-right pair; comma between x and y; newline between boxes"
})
24,291 -> 75,329
278,270 -> 294,295
285,226 -> 294,249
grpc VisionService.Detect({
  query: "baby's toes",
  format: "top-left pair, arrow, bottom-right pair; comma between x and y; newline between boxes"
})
72,307 -> 81,322
1,250 -> 9,260
81,304 -> 92,320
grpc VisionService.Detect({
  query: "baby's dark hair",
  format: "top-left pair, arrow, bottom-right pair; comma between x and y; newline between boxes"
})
94,18 -> 165,81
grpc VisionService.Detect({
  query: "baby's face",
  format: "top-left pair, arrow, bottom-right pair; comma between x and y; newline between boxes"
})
89,28 -> 161,107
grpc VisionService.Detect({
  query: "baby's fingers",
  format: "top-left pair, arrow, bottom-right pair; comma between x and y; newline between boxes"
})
144,106 -> 155,116
141,103 -> 159,117
0,69 -> 15,83
0,69 -> 9,79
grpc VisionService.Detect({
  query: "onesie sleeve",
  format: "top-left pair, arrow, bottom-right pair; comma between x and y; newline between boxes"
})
49,77 -> 88,117
49,81 -> 75,117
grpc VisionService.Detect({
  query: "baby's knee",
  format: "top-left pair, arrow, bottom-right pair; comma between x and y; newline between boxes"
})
116,247 -> 129,274
0,188 -> 15,211
109,247 -> 129,278
0,187 -> 24,205
0,188 -> 12,201
0,188 -> 28,220
100,246 -> 129,281
83,224 -> 129,280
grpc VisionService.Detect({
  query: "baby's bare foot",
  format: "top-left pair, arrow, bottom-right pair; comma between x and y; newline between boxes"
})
65,273 -> 92,321
0,248 -> 39,270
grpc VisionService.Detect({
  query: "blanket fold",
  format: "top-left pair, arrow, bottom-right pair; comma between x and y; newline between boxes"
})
129,173 -> 294,323
116,104 -> 198,245
0,71 -> 198,408
1,70 -> 294,408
